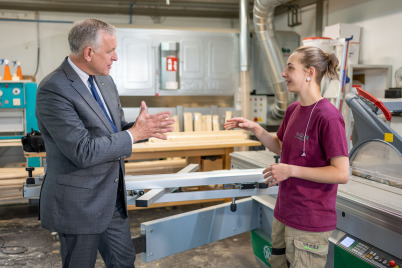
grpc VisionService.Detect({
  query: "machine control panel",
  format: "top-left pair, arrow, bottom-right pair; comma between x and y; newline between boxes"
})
250,95 -> 267,125
0,83 -> 25,108
338,234 -> 401,267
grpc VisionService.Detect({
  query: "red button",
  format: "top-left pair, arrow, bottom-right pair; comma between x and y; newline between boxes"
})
389,260 -> 396,267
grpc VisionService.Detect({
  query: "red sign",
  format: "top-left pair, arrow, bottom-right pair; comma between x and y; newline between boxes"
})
166,56 -> 178,71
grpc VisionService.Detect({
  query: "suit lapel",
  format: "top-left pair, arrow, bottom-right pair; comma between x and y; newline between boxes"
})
60,59 -> 115,134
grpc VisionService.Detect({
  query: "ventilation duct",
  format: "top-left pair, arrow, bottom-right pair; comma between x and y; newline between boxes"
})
253,0 -> 294,119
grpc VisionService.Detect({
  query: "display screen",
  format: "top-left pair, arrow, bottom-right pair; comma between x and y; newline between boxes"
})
341,236 -> 355,248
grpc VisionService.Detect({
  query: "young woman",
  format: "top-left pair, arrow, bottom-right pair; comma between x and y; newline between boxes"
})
224,46 -> 350,267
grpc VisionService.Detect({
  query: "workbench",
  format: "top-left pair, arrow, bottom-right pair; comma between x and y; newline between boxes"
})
23,130 -> 261,171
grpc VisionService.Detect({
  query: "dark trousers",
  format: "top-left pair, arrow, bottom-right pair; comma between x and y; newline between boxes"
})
59,178 -> 135,268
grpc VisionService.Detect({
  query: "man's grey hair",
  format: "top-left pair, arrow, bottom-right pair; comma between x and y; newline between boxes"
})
68,19 -> 116,55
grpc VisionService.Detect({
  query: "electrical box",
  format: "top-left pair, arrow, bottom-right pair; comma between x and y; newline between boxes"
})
250,95 -> 268,125
160,42 -> 180,90
112,27 -> 238,96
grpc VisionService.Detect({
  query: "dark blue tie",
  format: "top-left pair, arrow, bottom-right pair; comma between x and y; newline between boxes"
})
88,75 -> 117,133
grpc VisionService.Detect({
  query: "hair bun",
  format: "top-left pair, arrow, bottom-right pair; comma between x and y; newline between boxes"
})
326,53 -> 339,80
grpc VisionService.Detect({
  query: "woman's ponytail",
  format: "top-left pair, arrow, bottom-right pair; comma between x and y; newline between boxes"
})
325,53 -> 339,80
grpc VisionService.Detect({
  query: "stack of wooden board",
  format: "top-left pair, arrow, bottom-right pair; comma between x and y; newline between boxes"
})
148,130 -> 248,144
0,167 -> 44,204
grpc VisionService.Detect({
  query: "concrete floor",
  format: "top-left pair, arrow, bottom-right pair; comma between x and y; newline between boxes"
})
0,202 -> 260,268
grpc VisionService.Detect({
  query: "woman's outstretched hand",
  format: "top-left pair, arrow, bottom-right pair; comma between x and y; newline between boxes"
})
224,117 -> 258,132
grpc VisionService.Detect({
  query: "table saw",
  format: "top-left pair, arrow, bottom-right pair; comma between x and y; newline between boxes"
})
126,89 -> 402,267
23,89 -> 402,267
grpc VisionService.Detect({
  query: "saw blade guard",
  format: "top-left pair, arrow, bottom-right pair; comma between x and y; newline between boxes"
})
350,139 -> 402,188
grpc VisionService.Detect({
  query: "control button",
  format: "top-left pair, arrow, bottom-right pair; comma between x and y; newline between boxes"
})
13,98 -> 21,106
114,178 -> 119,183
389,260 -> 396,267
12,87 -> 21,95
366,254 -> 371,258
383,260 -> 388,265
374,256 -> 379,260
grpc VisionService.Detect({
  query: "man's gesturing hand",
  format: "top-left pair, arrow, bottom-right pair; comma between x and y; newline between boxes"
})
129,101 -> 175,143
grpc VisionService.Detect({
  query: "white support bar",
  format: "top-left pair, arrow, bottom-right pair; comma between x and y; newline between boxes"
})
147,187 -> 278,205
177,163 -> 199,173
168,163 -> 199,193
125,168 -> 265,190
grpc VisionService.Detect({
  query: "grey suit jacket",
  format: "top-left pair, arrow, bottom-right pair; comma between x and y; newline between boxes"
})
36,57 -> 133,234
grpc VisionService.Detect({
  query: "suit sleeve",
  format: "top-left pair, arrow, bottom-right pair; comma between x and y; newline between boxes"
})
36,79 -> 132,169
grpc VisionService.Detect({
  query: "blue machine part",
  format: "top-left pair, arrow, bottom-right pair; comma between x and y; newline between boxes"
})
0,82 -> 40,166
0,82 -> 38,139
0,82 -> 25,108
25,82 -> 39,134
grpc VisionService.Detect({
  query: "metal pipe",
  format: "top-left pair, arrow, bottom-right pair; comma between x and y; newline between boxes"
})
315,0 -> 324,37
239,0 -> 250,72
253,0 -> 294,119
239,0 -> 251,120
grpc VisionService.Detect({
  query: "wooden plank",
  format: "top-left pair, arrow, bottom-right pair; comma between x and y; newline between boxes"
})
0,178 -> 26,186
183,113 -> 193,132
0,187 -> 22,199
212,115 -> 220,131
171,115 -> 180,132
131,140 -> 261,152
194,113 -> 202,132
0,167 -> 45,180
0,139 -> 23,147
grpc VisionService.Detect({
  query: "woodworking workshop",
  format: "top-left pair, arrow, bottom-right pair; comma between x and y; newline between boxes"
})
0,0 -> 401,267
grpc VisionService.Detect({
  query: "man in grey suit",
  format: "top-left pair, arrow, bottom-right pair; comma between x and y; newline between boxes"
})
36,19 -> 174,267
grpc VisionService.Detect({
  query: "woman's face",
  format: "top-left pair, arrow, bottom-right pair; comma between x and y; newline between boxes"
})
282,52 -> 310,93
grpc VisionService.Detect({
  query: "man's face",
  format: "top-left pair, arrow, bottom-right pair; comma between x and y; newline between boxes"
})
90,31 -> 118,76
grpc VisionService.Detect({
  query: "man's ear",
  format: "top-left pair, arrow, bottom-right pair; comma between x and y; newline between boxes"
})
83,47 -> 93,62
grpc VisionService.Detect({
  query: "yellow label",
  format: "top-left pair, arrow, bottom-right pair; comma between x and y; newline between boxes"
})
384,133 -> 393,142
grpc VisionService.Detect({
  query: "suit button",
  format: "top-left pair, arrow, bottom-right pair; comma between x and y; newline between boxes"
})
114,178 -> 119,183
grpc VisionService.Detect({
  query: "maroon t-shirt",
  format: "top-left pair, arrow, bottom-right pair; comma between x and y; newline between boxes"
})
275,99 -> 348,232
